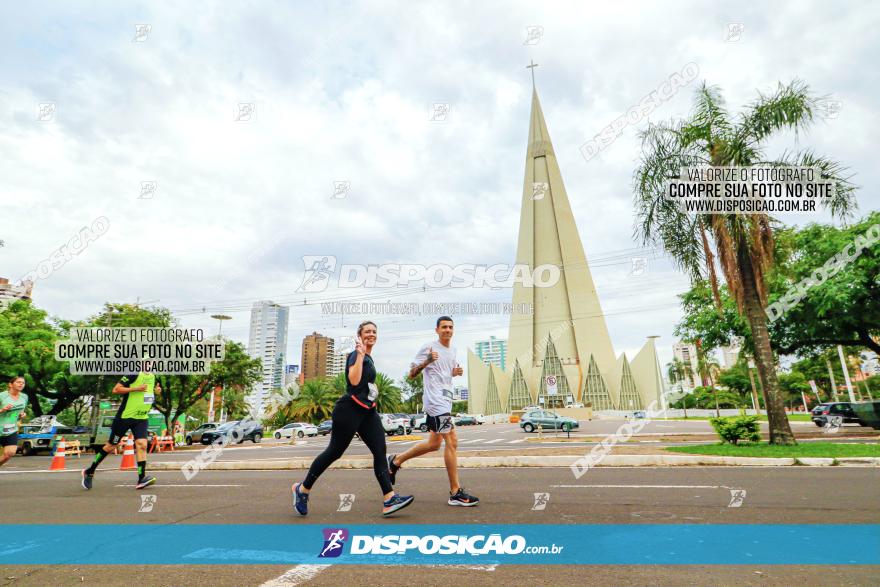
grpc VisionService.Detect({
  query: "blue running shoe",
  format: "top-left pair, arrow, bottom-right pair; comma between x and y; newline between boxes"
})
293,482 -> 309,516
382,493 -> 414,516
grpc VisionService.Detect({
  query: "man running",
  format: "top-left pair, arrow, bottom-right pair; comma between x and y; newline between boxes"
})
82,369 -> 160,490
387,316 -> 479,506
0,376 -> 29,469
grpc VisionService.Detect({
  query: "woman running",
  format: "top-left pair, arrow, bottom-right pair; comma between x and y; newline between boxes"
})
0,376 -> 29,468
292,320 -> 414,516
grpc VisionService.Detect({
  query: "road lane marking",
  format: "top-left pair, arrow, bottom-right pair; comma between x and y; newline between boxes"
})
483,439 -> 503,444
508,439 -> 526,443
114,484 -> 245,487
551,484 -> 723,489
262,565 -> 330,586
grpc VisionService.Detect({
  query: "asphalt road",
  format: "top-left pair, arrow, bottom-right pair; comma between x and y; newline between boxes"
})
4,419 -> 869,471
1,466 -> 878,586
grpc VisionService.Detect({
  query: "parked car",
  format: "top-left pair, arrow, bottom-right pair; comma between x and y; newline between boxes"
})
852,401 -> 880,430
274,422 -> 318,439
811,402 -> 862,427
186,422 -> 219,445
317,420 -> 333,436
520,409 -> 579,433
201,420 -> 263,444
380,413 -> 412,436
410,414 -> 427,431
17,421 -> 90,456
471,414 -> 487,425
454,414 -> 478,426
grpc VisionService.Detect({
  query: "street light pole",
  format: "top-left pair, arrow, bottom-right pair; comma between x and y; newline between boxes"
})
209,315 -> 232,422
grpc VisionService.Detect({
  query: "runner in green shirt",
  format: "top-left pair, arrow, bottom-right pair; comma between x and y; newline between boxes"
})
0,376 -> 29,468
82,369 -> 161,490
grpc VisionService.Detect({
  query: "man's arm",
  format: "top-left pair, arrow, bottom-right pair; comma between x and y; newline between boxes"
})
408,346 -> 437,379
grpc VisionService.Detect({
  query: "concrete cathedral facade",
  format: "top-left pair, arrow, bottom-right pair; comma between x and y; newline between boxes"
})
467,85 -> 665,415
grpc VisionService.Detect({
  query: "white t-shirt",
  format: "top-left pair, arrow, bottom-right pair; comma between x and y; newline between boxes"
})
413,340 -> 457,417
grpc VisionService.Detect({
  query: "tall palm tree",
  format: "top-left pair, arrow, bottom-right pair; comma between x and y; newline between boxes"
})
635,81 -> 857,444
288,378 -> 336,423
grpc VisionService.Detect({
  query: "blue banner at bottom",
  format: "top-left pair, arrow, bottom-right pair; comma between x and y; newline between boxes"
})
0,525 -> 877,565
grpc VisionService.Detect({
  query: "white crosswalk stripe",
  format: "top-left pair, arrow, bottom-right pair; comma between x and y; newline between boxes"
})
483,439 -> 503,444
508,438 -> 527,444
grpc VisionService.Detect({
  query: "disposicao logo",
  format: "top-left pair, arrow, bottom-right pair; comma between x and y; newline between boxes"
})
318,528 -> 349,558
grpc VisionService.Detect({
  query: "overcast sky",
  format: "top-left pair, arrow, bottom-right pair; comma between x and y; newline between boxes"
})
2,0 -> 878,383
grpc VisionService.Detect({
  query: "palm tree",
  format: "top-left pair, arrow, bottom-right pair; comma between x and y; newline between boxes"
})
666,358 -> 689,418
374,372 -> 402,414
635,81 -> 857,444
288,378 -> 336,423
693,340 -> 724,416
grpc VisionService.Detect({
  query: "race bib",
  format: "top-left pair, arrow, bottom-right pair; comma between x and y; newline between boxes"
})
367,383 -> 379,402
1,423 -> 15,435
441,388 -> 453,400
143,393 -> 155,405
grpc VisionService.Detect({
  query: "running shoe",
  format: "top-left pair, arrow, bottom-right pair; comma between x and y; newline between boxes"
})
448,488 -> 479,507
293,482 -> 309,516
135,476 -> 156,490
387,454 -> 400,485
382,493 -> 414,516
81,469 -> 93,490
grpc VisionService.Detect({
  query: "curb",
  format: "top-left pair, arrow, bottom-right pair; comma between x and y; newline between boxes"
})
150,454 -> 880,471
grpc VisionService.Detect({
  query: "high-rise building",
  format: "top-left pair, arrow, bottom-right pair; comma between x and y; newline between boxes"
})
672,341 -> 701,391
327,350 -> 348,377
475,336 -> 507,371
467,77 -> 665,415
301,332 -> 335,381
246,301 -> 290,415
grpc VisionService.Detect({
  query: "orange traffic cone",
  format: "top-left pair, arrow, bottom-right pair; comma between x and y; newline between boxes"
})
49,437 -> 66,471
119,434 -> 136,470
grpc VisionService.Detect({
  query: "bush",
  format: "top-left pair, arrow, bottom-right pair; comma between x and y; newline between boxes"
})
709,415 -> 760,445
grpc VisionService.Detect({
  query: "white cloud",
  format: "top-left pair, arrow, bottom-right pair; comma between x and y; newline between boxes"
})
1,0 -> 876,380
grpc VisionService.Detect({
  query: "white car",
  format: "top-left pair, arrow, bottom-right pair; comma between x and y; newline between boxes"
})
473,413 -> 487,425
411,414 -> 428,432
380,414 -> 412,436
274,422 -> 318,439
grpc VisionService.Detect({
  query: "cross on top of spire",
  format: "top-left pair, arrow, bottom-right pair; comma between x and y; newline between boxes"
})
526,60 -> 539,89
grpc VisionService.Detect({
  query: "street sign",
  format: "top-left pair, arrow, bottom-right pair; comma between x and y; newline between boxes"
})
545,375 -> 558,395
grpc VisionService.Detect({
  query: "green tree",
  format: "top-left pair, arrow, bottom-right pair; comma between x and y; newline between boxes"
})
635,80 -> 856,444
288,379 -> 336,423
778,371 -> 812,410
154,340 -> 262,433
400,372 -> 424,413
374,372 -> 402,414
0,300 -> 69,417
768,213 -> 880,356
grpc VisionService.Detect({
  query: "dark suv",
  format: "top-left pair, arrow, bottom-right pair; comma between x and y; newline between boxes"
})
811,402 -> 861,427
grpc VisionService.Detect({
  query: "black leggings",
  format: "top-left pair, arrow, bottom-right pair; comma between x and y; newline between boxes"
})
302,395 -> 392,495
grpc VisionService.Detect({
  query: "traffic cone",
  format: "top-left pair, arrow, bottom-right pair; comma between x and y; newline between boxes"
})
119,434 -> 136,470
49,437 -> 66,471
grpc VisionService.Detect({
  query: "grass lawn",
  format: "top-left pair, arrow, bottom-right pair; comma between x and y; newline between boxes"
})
666,442 -> 880,458
662,414 -> 813,422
